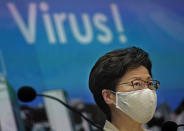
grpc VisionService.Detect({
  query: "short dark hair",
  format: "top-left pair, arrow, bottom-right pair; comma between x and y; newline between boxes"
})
89,47 -> 152,121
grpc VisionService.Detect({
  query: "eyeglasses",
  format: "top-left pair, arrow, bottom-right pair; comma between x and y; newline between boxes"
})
118,79 -> 160,90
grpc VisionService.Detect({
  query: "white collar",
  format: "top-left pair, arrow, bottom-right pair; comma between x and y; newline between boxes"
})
103,120 -> 151,131
103,120 -> 119,131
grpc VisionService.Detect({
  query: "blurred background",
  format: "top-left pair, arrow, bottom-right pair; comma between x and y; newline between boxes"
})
0,0 -> 184,130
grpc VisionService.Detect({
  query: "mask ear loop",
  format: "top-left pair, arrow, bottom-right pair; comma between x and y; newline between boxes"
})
111,90 -> 117,106
111,90 -> 116,94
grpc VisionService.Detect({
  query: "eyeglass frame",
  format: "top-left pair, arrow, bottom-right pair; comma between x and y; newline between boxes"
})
118,79 -> 160,90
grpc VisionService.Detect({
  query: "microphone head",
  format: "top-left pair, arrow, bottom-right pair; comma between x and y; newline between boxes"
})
17,86 -> 37,102
162,121 -> 178,131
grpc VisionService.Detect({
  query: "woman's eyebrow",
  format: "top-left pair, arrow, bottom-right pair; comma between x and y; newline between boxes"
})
127,77 -> 141,81
128,76 -> 152,81
146,76 -> 152,80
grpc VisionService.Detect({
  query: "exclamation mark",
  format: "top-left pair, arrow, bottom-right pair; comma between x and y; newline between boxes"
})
111,4 -> 127,44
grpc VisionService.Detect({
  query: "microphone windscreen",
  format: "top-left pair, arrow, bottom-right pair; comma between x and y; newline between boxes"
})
17,86 -> 37,102
162,121 -> 178,131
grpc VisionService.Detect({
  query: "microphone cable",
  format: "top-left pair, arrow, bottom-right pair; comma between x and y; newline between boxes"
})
17,86 -> 104,130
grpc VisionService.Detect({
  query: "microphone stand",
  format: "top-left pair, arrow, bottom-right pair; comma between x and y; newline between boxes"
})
37,94 -> 103,130
178,124 -> 184,127
162,121 -> 184,131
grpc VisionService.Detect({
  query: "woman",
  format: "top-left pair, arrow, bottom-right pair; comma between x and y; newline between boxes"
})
89,47 -> 160,131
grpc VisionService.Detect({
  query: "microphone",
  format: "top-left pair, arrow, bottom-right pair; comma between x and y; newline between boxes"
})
17,86 -> 103,130
17,86 -> 36,102
162,121 -> 184,131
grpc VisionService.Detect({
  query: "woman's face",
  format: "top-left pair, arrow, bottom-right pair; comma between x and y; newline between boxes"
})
116,66 -> 152,92
101,66 -> 153,106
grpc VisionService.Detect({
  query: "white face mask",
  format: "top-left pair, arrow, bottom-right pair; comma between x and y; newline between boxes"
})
114,88 -> 157,124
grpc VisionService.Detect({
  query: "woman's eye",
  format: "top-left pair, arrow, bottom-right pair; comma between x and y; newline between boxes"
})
133,82 -> 141,86
148,82 -> 153,86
